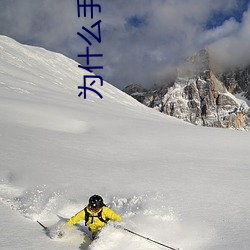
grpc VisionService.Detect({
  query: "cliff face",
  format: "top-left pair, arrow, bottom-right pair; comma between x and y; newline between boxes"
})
218,66 -> 250,99
124,49 -> 250,130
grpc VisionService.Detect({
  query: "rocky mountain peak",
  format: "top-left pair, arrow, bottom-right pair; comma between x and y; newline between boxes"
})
177,49 -> 210,78
123,49 -> 250,130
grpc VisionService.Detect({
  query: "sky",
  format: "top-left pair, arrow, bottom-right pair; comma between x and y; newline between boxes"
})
0,0 -> 249,89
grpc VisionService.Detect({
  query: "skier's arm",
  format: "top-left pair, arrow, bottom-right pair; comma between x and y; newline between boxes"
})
104,207 -> 122,222
67,209 -> 85,225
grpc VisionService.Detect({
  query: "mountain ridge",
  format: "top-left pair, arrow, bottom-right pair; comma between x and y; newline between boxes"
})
123,49 -> 250,130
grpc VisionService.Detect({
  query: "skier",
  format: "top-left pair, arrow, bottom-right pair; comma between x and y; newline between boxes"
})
66,194 -> 122,239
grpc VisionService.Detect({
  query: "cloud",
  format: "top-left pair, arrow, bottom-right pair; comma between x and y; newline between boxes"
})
0,0 -> 249,89
209,3 -> 250,68
200,18 -> 240,45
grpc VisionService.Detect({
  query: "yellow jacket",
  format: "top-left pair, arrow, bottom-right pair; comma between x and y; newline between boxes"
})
67,206 -> 121,233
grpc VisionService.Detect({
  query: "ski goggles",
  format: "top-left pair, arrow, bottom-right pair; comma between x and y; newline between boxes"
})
89,204 -> 101,212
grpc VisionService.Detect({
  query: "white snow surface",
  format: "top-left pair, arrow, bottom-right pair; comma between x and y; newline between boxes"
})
0,35 -> 250,250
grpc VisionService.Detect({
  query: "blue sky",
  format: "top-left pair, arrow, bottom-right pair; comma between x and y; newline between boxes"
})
0,0 -> 249,89
206,0 -> 249,28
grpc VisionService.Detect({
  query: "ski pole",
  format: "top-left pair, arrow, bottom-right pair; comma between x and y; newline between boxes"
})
37,220 -> 48,231
122,227 -> 180,250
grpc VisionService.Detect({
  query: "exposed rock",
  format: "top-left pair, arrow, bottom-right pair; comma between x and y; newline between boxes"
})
217,66 -> 250,99
123,84 -> 147,95
123,84 -> 147,103
123,49 -> 250,130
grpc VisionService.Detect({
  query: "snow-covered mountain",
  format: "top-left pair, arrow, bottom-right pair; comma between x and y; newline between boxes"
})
124,49 -> 250,130
1,36 -> 250,250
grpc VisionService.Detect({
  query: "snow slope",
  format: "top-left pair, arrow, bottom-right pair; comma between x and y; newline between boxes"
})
0,35 -> 250,250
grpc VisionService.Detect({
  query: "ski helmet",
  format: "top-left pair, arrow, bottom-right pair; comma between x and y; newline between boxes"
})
89,195 -> 104,210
